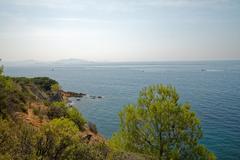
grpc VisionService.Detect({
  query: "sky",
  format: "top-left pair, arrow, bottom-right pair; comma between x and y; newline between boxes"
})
0,0 -> 240,62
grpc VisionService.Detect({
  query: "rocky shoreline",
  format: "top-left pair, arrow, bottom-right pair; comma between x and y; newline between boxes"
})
60,90 -> 103,101
61,90 -> 87,98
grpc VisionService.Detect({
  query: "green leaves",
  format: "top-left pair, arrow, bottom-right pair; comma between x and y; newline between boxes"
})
109,84 -> 216,160
51,84 -> 61,92
47,102 -> 86,130
67,107 -> 86,130
36,118 -> 80,159
0,65 -> 3,76
0,119 -> 37,160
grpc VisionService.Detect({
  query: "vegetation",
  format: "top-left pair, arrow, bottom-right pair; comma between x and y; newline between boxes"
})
0,67 -> 215,160
0,72 -> 27,118
0,118 -> 107,160
47,101 -> 86,130
0,119 -> 37,160
36,118 -> 80,159
31,77 -> 58,92
67,107 -> 86,130
51,83 -> 61,92
47,102 -> 69,119
109,84 -> 216,160
0,66 -> 3,75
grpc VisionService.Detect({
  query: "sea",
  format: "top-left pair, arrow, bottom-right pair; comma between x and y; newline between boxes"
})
4,61 -> 240,160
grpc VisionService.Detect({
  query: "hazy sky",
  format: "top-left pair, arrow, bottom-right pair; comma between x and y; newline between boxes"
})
0,0 -> 240,61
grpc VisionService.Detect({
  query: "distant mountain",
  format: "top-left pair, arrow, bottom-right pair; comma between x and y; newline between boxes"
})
53,58 -> 93,66
1,59 -> 48,67
1,59 -> 94,67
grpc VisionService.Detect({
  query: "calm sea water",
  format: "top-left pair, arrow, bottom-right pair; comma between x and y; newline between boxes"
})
4,61 -> 240,160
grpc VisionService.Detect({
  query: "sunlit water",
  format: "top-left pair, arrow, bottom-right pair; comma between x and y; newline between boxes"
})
5,61 -> 240,160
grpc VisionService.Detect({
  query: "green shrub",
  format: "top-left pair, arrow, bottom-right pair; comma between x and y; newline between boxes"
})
0,119 -> 15,154
0,66 -> 3,75
67,107 -> 86,130
15,122 -> 37,160
31,77 -> 58,91
0,119 -> 37,160
0,153 -> 11,160
47,102 -> 86,130
0,75 -> 28,118
47,102 -> 68,119
36,118 -> 80,160
107,150 -> 156,160
51,83 -> 61,92
63,143 -> 107,160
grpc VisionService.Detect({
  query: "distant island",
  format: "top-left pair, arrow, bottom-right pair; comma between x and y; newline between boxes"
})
1,58 -> 94,67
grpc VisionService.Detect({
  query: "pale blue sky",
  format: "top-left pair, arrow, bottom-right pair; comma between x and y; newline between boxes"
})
0,0 -> 240,61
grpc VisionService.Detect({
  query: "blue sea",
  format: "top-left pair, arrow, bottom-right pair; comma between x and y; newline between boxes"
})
4,61 -> 240,160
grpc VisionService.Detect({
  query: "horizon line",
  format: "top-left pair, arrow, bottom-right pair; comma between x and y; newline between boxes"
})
1,58 -> 240,63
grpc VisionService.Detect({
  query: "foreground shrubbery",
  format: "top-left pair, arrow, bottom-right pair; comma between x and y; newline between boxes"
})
0,118 -> 107,160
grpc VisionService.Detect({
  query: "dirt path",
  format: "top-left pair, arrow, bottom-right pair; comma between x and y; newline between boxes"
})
15,102 -> 48,127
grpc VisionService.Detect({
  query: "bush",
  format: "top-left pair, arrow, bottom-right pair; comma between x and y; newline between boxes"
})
51,84 -> 61,92
63,143 -> 107,160
47,102 -> 68,119
0,119 -> 15,154
67,107 -> 86,130
0,75 -> 28,118
31,77 -> 58,91
36,118 -> 80,160
0,118 -> 107,160
14,122 -> 37,160
0,153 -> 11,160
47,102 -> 86,130
107,151 -> 156,160
0,119 -> 37,160
0,66 -> 3,75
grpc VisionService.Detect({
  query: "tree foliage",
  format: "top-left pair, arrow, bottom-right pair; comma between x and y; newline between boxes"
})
109,84 -> 216,160
67,107 -> 86,130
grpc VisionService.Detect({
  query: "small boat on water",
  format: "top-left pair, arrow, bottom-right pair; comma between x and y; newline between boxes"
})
201,69 -> 207,72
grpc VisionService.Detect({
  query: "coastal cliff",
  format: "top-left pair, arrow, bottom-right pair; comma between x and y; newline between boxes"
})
11,77 -> 104,143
